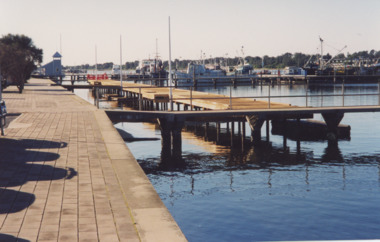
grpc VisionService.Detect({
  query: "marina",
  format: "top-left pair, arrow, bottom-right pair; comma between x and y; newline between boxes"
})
58,76 -> 380,165
60,72 -> 380,89
2,1 -> 380,241
2,74 -> 380,241
111,82 -> 380,241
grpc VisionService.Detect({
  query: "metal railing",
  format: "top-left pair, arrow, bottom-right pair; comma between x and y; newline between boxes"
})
92,81 -> 380,111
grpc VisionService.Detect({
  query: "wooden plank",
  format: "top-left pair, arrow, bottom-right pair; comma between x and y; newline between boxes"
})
89,79 -> 297,111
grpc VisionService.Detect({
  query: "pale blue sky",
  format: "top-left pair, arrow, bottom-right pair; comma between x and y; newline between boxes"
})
1,0 -> 379,66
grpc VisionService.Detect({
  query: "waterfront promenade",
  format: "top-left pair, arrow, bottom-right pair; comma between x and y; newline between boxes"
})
0,78 -> 186,241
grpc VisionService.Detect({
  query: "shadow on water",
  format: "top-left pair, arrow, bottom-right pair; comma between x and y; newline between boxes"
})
0,138 -> 77,240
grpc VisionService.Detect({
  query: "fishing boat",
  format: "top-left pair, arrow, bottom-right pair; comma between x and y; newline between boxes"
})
111,64 -> 121,79
174,62 -> 226,85
225,46 -> 255,77
226,62 -> 254,76
136,58 -> 167,78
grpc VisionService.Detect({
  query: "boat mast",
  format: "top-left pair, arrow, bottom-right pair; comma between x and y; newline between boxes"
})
241,46 -> 245,65
155,38 -> 159,60
319,36 -> 324,70
95,45 -> 98,82
120,35 -> 123,89
155,38 -> 158,73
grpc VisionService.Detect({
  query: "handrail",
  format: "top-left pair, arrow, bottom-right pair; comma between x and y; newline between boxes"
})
92,81 -> 380,111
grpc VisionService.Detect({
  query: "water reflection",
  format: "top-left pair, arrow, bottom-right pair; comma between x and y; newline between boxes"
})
140,134 -> 377,173
138,123 -> 380,207
322,141 -> 344,163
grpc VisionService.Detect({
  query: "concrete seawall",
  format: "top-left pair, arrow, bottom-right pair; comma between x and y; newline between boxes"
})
0,78 -> 187,241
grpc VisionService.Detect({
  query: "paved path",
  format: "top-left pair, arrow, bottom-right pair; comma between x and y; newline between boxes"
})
0,79 -> 186,241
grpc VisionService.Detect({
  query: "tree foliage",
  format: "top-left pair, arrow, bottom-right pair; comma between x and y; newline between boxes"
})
0,34 -> 43,93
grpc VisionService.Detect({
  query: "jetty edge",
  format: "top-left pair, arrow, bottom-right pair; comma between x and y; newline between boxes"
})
0,78 -> 187,241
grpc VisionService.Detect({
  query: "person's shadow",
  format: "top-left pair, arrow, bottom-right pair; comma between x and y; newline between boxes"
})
0,138 -> 77,241
0,233 -> 30,242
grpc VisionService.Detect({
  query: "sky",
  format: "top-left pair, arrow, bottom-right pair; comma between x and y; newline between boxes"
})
1,0 -> 380,66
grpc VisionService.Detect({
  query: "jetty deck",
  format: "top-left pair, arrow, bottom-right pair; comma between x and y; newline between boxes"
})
0,79 -> 186,241
87,79 -> 294,110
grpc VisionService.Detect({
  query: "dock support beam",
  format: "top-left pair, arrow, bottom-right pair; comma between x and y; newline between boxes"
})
158,117 -> 185,161
216,122 -> 221,144
246,115 -> 265,145
241,121 -> 246,151
322,112 -> 344,141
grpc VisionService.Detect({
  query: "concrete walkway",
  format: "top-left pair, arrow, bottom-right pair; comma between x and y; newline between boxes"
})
0,79 -> 187,242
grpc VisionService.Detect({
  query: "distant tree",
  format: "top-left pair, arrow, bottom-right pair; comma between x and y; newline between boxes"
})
0,34 -> 43,93
323,53 -> 332,61
63,49 -> 380,73
293,53 -> 310,67
125,61 -> 139,70
369,49 -> 376,58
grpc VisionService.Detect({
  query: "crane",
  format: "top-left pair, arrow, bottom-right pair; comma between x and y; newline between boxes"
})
324,45 -> 347,66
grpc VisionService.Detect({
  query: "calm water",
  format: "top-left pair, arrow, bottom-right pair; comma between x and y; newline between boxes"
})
80,82 -> 380,241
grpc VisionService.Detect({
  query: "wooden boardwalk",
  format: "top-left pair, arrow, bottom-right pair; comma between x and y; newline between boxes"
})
0,79 -> 186,242
88,79 -> 295,110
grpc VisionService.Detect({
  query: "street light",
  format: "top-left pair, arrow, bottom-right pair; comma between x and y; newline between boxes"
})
168,16 -> 173,111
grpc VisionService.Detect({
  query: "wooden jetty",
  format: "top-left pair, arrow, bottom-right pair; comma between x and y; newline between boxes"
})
86,79 -> 295,110
62,78 -> 380,161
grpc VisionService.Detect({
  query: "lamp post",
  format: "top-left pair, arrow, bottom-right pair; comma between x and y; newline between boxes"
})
168,16 -> 173,111
120,35 -> 123,90
0,67 -> 2,100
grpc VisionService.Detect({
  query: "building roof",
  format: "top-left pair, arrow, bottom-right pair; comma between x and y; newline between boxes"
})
53,52 -> 62,58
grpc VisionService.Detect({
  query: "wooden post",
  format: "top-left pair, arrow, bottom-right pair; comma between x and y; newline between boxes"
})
283,119 -> 287,150
158,118 -> 172,161
246,115 -> 265,145
230,121 -> 234,147
296,118 -> 301,155
322,112 -> 344,142
96,88 -> 100,108
190,87 -> 193,111
378,81 -> 380,106
268,83 -> 271,108
172,120 -> 184,160
205,122 -> 209,141
306,82 -> 309,107
342,80 -> 345,106
138,87 -> 142,110
266,119 -> 270,141
229,85 -> 232,110
241,121 -> 246,151
155,102 -> 159,111
216,122 -> 220,144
